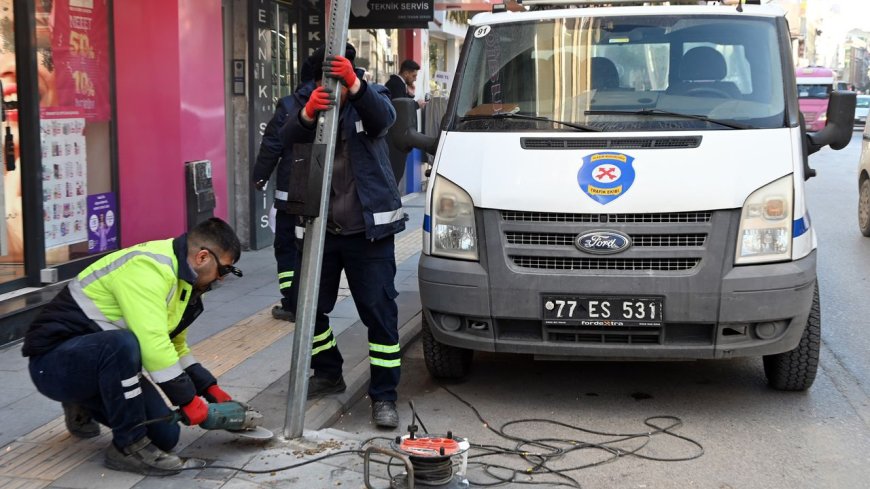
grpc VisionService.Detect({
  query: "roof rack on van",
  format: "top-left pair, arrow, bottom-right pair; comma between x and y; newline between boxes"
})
493,0 -> 761,13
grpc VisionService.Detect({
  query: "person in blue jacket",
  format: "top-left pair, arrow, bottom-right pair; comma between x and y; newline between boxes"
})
281,45 -> 404,428
252,45 -> 359,323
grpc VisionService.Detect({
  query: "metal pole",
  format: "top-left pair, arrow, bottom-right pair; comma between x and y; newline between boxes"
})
284,0 -> 352,439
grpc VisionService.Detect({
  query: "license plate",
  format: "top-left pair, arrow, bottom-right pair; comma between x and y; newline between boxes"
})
542,296 -> 664,327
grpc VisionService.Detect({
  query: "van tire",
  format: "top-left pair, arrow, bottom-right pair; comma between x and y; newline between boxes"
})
422,317 -> 473,379
762,284 -> 820,391
859,178 -> 870,236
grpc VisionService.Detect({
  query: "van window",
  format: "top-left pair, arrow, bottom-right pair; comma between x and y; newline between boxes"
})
454,15 -> 786,131
797,84 -> 832,99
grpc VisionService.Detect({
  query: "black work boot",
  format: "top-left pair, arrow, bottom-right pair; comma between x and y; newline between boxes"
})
372,401 -> 399,429
62,402 -> 100,439
271,305 -> 296,322
306,375 -> 346,400
104,437 -> 183,476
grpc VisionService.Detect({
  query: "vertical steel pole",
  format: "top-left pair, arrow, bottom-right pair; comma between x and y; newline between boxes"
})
283,0 -> 352,439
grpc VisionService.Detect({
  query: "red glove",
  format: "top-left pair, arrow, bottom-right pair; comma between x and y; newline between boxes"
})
303,86 -> 335,119
180,396 -> 209,426
204,384 -> 232,403
323,55 -> 358,88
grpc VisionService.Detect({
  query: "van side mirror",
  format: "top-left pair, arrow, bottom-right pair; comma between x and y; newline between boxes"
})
806,91 -> 856,155
391,98 -> 439,156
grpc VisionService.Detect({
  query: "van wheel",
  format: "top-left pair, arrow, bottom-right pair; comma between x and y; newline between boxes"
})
421,317 -> 473,379
859,179 -> 870,236
763,284 -> 820,391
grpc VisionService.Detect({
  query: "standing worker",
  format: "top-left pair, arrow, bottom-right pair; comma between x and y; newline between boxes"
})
385,59 -> 428,109
252,47 -> 350,322
22,218 -> 243,475
282,44 -> 404,428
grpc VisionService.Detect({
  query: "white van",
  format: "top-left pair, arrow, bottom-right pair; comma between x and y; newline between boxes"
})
392,0 -> 855,390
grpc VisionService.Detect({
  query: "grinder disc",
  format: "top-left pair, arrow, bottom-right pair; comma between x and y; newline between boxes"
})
226,426 -> 274,440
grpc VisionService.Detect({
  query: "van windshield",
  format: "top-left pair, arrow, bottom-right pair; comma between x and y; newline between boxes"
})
453,15 -> 787,131
797,84 -> 832,99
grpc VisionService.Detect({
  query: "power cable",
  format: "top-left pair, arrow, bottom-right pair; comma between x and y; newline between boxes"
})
175,384 -> 703,488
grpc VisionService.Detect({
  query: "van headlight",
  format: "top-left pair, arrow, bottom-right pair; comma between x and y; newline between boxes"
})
431,176 -> 478,261
735,175 -> 793,265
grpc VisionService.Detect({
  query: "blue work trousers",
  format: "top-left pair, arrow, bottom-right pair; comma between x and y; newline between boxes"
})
307,232 -> 400,401
274,211 -> 300,313
28,330 -> 179,451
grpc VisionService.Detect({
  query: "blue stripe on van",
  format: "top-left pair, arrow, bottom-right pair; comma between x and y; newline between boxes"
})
793,215 -> 809,237
423,214 -> 431,232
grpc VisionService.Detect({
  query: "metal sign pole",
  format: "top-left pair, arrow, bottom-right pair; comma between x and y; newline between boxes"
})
283,0 -> 352,439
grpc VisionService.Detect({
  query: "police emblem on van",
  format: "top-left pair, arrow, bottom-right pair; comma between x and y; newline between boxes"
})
574,230 -> 631,254
577,152 -> 636,204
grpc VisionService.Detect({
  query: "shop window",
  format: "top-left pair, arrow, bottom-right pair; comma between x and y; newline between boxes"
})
0,0 -> 117,287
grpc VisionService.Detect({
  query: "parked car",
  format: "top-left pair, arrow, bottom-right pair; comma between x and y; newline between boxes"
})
855,95 -> 870,126
858,121 -> 870,235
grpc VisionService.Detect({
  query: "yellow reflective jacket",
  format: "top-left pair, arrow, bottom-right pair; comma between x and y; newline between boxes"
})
23,235 -> 212,406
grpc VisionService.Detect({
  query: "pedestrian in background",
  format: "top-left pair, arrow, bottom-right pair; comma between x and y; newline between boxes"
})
281,44 -> 405,429
386,59 -> 428,109
22,218 -> 243,476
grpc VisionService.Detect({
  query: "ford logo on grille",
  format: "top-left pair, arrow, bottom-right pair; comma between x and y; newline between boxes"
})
575,230 -> 631,255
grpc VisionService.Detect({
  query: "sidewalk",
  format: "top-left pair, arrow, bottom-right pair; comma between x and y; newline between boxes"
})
0,192 -> 426,489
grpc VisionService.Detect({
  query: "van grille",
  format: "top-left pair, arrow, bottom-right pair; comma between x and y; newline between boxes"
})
521,136 -> 702,150
505,232 -> 706,248
546,327 -> 663,344
501,211 -> 712,224
510,256 -> 700,271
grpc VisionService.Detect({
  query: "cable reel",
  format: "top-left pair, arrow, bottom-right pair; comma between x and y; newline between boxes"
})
364,429 -> 471,489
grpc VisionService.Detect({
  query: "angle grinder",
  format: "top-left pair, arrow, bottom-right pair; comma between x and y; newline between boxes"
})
145,400 -> 274,440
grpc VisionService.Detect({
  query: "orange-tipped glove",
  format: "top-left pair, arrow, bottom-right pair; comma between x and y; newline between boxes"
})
180,396 -> 209,426
323,55 -> 358,88
303,86 -> 335,119
204,384 -> 232,403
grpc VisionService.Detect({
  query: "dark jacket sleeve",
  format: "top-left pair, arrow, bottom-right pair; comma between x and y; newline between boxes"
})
348,81 -> 397,138
157,373 -> 198,407
385,75 -> 408,100
184,363 -> 218,394
280,94 -> 318,145
251,100 -> 289,183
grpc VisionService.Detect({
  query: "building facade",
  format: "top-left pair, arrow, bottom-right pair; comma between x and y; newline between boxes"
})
0,0 -> 470,345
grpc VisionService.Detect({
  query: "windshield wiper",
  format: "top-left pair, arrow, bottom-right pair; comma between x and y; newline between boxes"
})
460,112 -> 601,132
585,109 -> 751,130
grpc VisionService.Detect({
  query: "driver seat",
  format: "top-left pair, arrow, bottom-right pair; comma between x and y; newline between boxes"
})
666,46 -> 742,98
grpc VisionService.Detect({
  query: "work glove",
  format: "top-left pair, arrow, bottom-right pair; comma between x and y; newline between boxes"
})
303,86 -> 335,119
179,396 -> 209,426
204,384 -> 232,403
254,179 -> 267,191
323,55 -> 358,88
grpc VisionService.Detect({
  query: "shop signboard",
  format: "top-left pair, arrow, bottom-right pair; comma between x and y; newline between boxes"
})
349,0 -> 434,29
249,0 -> 276,249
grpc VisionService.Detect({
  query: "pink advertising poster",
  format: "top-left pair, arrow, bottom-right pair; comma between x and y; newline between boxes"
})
50,0 -> 110,121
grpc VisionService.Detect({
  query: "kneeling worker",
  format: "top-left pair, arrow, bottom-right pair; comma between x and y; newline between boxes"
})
22,217 -> 243,475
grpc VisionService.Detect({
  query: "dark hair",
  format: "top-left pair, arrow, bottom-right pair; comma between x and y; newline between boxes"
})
309,43 -> 357,82
189,218 -> 241,263
399,59 -> 420,73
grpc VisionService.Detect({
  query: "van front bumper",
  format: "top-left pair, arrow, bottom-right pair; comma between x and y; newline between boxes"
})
418,251 -> 816,360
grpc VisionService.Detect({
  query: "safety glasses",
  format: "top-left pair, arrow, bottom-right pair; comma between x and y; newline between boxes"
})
201,247 -> 243,278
